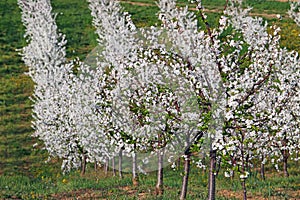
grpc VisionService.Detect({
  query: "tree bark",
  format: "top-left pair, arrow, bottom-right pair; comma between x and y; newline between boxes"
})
283,149 -> 289,177
119,148 -> 123,179
208,149 -> 217,200
105,157 -> 109,176
80,153 -> 87,176
240,131 -> 247,200
260,155 -> 265,180
261,162 -> 265,180
177,157 -> 181,169
241,159 -> 247,200
282,135 -> 289,177
112,156 -> 116,176
132,152 -> 139,186
156,149 -> 164,195
180,153 -> 191,200
242,179 -> 247,200
94,159 -> 98,171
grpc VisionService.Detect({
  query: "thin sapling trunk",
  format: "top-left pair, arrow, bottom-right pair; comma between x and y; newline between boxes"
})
132,152 -> 139,186
156,148 -> 164,195
208,149 -> 217,200
119,148 -> 123,179
179,153 -> 191,200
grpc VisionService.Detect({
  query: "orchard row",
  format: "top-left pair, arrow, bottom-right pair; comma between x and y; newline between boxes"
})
18,0 -> 300,199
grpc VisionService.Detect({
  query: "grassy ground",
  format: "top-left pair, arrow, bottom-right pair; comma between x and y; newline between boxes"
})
1,162 -> 300,199
0,0 -> 300,199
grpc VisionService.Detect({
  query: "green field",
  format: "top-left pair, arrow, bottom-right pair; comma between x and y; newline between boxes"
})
1,0 -> 300,199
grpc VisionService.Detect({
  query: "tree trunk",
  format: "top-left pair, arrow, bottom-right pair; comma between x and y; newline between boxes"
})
242,179 -> 247,200
180,153 -> 191,200
94,159 -> 98,171
177,157 -> 181,169
260,162 -> 265,180
119,148 -> 123,179
156,149 -> 164,195
202,152 -> 207,174
240,131 -> 247,200
246,154 -> 251,173
282,136 -> 289,177
105,157 -> 109,176
241,158 -> 247,200
208,149 -> 217,200
80,153 -> 87,176
132,152 -> 139,186
112,156 -> 116,176
283,149 -> 289,177
260,155 -> 265,180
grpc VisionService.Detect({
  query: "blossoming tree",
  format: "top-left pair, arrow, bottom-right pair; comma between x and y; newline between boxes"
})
18,0 -> 80,171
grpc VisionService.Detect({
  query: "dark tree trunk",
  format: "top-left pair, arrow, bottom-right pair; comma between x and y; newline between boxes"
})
156,149 -> 164,195
119,148 -> 123,179
241,179 -> 247,200
246,154 -> 251,173
177,157 -> 181,169
208,149 -> 217,200
282,135 -> 289,177
80,153 -> 87,176
283,149 -> 289,177
180,153 -> 191,200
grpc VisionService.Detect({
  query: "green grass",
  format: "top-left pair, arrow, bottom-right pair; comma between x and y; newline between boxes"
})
1,0 -> 300,199
121,3 -> 160,27
51,0 -> 98,60
121,0 -> 293,15
0,163 -> 299,199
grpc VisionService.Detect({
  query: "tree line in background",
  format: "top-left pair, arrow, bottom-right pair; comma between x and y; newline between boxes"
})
18,0 -> 300,199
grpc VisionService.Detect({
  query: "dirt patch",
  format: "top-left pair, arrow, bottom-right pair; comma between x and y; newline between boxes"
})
50,189 -> 108,200
219,190 -> 268,200
119,185 -> 148,199
50,186 -> 149,200
219,188 -> 300,200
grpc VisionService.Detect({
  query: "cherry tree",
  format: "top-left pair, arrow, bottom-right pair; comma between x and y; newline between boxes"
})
18,0 -> 81,172
156,0 -> 226,198
19,0 -> 109,174
68,62 -> 110,175
123,47 -> 205,195
87,0 -> 148,186
253,49 -> 300,178
219,1 -> 299,199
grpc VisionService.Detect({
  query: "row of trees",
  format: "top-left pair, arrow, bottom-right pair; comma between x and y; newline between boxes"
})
18,0 -> 300,199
